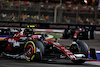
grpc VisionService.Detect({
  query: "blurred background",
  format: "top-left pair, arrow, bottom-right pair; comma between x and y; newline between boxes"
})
0,0 -> 100,25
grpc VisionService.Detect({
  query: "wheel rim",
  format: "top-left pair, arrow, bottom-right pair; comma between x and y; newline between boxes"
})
26,44 -> 34,57
24,41 -> 36,61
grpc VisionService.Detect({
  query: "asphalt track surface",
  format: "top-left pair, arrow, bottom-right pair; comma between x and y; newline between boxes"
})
0,57 -> 100,67
0,34 -> 100,67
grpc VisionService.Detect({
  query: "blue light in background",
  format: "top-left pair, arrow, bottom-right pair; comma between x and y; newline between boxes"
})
98,0 -> 100,10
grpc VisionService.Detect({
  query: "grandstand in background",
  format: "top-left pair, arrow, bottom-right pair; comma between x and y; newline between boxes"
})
0,0 -> 100,25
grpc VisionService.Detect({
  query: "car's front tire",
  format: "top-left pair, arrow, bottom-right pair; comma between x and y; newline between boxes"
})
24,40 -> 44,62
24,41 -> 36,62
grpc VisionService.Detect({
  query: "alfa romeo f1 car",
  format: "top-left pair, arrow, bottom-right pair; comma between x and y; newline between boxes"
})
62,26 -> 95,40
0,25 -> 91,64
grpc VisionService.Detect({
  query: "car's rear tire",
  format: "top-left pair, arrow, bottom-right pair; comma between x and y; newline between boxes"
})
70,41 -> 89,57
76,41 -> 89,58
70,41 -> 88,64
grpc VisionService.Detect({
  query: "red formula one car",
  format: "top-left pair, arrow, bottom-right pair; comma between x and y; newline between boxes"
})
0,26 -> 90,64
62,26 -> 95,40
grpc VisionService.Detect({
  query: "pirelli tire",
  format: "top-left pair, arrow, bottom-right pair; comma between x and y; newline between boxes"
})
70,41 -> 88,64
76,41 -> 89,58
24,40 -> 44,62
